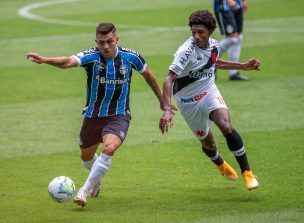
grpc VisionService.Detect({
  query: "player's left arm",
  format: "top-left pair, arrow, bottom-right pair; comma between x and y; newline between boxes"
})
215,58 -> 260,71
141,65 -> 164,110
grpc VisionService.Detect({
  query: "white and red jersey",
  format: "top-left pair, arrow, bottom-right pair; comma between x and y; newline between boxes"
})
169,36 -> 227,140
169,36 -> 219,103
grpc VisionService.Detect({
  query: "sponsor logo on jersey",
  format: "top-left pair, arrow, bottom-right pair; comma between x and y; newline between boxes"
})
189,68 -> 213,79
179,45 -> 195,65
76,47 -> 98,58
121,47 -> 140,56
98,76 -> 129,85
180,91 -> 207,104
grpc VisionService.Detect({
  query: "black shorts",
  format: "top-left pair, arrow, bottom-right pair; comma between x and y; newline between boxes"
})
79,115 -> 131,148
215,8 -> 243,35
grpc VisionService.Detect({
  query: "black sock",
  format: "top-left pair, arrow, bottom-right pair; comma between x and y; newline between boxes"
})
202,147 -> 224,166
225,129 -> 250,173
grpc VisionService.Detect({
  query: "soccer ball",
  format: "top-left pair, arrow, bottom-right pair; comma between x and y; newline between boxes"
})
48,176 -> 76,203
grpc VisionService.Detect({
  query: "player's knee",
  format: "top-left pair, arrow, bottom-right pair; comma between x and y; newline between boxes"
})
219,121 -> 233,135
102,142 -> 119,156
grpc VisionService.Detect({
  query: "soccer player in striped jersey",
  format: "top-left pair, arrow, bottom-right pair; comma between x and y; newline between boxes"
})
159,10 -> 260,191
214,0 -> 248,80
27,22 -> 171,207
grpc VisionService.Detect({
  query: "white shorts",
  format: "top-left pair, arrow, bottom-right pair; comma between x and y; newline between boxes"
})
176,87 -> 228,140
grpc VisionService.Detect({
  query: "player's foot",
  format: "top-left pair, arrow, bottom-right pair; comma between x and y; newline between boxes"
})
242,170 -> 259,190
74,187 -> 88,207
217,161 -> 238,181
229,72 -> 249,81
90,181 -> 101,197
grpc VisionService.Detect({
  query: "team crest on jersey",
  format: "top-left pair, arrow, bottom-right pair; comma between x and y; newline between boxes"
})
211,52 -> 217,62
97,63 -> 105,71
119,65 -> 128,75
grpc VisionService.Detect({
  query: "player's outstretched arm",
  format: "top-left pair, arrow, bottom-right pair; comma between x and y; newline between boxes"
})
215,58 -> 260,71
26,52 -> 78,69
159,70 -> 177,134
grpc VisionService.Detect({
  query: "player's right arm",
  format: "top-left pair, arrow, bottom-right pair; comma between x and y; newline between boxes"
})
159,70 -> 177,134
26,52 -> 78,69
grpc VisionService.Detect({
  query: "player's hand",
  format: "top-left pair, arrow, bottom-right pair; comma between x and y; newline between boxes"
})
227,0 -> 236,9
160,104 -> 178,114
26,52 -> 46,64
244,58 -> 261,71
242,0 -> 248,14
159,110 -> 174,134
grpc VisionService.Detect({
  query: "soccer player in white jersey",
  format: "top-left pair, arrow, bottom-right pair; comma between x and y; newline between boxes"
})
159,10 -> 260,190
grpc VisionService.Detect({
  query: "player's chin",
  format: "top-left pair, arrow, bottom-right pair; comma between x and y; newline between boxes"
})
195,41 -> 204,48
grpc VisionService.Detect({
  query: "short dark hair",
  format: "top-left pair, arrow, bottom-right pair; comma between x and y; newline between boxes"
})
188,10 -> 216,33
96,22 -> 116,35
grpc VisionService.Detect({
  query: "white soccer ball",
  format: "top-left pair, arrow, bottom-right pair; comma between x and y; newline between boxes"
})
48,176 -> 76,203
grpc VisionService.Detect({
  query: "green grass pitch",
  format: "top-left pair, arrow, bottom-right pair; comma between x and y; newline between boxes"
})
0,0 -> 303,222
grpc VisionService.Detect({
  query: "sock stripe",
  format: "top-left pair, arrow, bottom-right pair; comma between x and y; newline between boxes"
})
210,151 -> 219,161
232,146 -> 245,157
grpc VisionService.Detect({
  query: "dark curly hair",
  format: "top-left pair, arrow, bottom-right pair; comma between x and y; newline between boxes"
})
188,10 -> 217,33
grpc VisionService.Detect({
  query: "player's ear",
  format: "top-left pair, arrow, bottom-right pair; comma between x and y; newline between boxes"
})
208,30 -> 213,36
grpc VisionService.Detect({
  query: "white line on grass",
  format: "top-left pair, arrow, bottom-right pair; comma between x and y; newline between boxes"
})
18,0 -> 304,33
17,0 -> 97,26
17,0 -> 185,30
1,27 -> 303,45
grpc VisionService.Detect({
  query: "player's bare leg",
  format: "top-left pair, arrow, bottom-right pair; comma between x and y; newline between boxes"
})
201,130 -> 238,181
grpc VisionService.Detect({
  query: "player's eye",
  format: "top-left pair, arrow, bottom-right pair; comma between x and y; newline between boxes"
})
107,39 -> 114,44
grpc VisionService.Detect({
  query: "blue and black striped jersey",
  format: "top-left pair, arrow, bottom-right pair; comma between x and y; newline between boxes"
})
214,0 -> 243,12
73,47 -> 147,118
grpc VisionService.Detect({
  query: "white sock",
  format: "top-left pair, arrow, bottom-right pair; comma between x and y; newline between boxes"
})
219,37 -> 238,57
228,35 -> 242,75
83,153 -> 112,191
82,153 -> 98,171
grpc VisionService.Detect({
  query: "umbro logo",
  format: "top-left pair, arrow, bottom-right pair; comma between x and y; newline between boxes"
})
197,56 -> 202,61
119,131 -> 125,139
